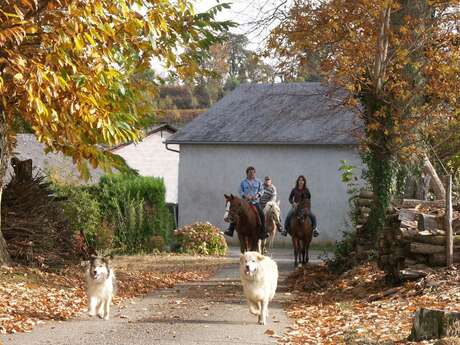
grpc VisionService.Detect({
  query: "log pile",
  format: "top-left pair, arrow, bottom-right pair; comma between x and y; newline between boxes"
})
2,160 -> 85,266
378,199 -> 460,282
355,190 -> 374,258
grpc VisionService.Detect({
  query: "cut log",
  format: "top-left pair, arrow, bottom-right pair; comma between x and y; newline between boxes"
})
410,242 -> 445,254
418,213 -> 444,232
400,269 -> 428,281
368,287 -> 403,302
407,235 -> 460,246
429,252 -> 460,266
401,199 -> 446,208
423,155 -> 446,200
359,206 -> 371,214
359,190 -> 374,199
399,209 -> 422,222
400,220 -> 418,229
409,308 -> 460,341
357,198 -> 373,207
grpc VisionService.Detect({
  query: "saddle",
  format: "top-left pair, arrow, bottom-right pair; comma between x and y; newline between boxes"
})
249,204 -> 262,227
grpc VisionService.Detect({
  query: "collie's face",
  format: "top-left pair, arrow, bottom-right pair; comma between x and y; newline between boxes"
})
89,256 -> 110,281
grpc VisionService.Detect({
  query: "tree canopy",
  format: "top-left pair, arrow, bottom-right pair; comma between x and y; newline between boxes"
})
268,0 -> 460,235
0,0 -> 232,179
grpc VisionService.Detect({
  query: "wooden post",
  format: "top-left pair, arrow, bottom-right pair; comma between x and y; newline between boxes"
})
445,175 -> 453,267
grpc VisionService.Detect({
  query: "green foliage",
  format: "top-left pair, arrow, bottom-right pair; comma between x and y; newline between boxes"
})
362,151 -> 396,240
52,185 -> 109,251
173,222 -> 227,256
327,230 -> 357,274
328,161 -> 362,273
96,174 -> 173,254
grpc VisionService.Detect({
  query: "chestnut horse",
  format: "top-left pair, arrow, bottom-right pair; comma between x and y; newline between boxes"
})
224,194 -> 261,253
290,195 -> 313,267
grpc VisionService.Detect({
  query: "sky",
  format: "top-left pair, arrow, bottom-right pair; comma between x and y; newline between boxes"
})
195,0 -> 294,52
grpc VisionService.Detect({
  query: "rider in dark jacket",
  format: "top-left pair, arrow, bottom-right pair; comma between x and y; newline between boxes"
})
282,175 -> 318,237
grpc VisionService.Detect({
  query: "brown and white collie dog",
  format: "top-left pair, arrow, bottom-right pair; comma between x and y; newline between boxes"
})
85,255 -> 116,320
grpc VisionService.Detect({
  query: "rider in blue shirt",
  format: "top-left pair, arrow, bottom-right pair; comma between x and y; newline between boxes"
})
224,166 -> 269,239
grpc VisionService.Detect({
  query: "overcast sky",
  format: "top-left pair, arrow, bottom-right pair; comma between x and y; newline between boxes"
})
195,0 -> 293,52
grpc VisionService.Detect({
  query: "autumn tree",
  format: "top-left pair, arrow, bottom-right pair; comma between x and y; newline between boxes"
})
268,0 -> 460,238
0,0 -> 232,264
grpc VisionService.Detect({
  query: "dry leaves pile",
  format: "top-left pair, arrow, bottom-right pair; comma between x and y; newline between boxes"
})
0,263 -> 215,334
278,263 -> 460,345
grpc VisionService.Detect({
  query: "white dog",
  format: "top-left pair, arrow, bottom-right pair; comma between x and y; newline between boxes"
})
240,251 -> 278,325
85,255 -> 116,320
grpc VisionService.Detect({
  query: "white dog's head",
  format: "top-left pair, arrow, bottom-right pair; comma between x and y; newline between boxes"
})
88,255 -> 112,281
240,251 -> 265,277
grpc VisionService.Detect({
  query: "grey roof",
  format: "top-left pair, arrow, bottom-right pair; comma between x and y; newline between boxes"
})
7,134 -> 109,185
166,82 -> 361,145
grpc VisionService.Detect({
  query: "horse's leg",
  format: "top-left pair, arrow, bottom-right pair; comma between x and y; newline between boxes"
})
237,232 -> 245,253
268,220 -> 275,253
292,237 -> 298,267
305,226 -> 313,264
301,239 -> 307,265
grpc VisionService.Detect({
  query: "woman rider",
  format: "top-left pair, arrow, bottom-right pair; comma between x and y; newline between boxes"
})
282,175 -> 318,237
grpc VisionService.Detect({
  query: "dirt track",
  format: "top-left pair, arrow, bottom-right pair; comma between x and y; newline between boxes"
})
1,248 -> 323,345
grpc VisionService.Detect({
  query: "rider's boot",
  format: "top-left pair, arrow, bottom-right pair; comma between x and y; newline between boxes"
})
223,222 -> 235,237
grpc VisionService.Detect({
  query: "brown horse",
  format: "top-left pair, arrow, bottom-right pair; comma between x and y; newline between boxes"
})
224,194 -> 261,253
290,195 -> 313,267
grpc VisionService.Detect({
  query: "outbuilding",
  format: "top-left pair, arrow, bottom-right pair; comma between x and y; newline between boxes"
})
166,82 -> 363,244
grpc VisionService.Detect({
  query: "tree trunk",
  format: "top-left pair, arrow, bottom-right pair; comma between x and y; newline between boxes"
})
423,155 -> 446,199
0,184 -> 10,266
0,110 -> 11,265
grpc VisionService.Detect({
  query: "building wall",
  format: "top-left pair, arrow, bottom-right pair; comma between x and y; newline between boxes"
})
177,144 -> 364,244
113,130 -> 179,203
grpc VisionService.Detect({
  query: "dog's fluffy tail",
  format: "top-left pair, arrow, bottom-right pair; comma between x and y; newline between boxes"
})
248,301 -> 261,315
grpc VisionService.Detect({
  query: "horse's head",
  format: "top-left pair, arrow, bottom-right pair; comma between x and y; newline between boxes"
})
224,194 -> 243,223
295,195 -> 311,224
265,200 -> 281,221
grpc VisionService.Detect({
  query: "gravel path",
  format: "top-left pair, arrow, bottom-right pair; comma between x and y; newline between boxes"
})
1,248 -> 324,345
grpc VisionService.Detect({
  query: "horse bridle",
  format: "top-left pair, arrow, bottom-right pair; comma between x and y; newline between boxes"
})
226,201 -> 242,223
295,205 -> 309,224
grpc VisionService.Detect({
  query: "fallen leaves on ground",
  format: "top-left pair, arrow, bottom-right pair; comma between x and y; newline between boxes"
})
0,257 -> 219,334
278,262 -> 460,345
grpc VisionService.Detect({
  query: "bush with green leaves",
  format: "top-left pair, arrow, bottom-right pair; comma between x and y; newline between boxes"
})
52,185 -> 113,251
173,222 -> 227,256
96,173 -> 174,254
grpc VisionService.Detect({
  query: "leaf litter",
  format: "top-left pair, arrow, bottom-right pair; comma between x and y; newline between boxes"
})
0,255 -> 222,334
277,262 -> 460,345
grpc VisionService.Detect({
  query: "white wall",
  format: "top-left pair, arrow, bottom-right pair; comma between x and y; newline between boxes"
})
177,144 -> 363,244
112,130 -> 179,203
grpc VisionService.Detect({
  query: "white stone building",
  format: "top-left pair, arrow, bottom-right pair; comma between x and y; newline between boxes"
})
166,82 -> 364,244
111,124 -> 179,203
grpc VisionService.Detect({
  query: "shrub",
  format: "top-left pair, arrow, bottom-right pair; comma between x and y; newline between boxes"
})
327,230 -> 357,274
173,222 -> 227,256
54,185 -> 103,251
96,174 -> 174,253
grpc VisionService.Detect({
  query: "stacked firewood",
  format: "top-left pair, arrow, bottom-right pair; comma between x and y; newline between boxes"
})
378,199 -> 460,281
2,168 -> 82,266
355,190 -> 374,258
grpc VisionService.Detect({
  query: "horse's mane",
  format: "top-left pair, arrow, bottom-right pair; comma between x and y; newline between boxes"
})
295,197 -> 311,216
264,200 -> 280,218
